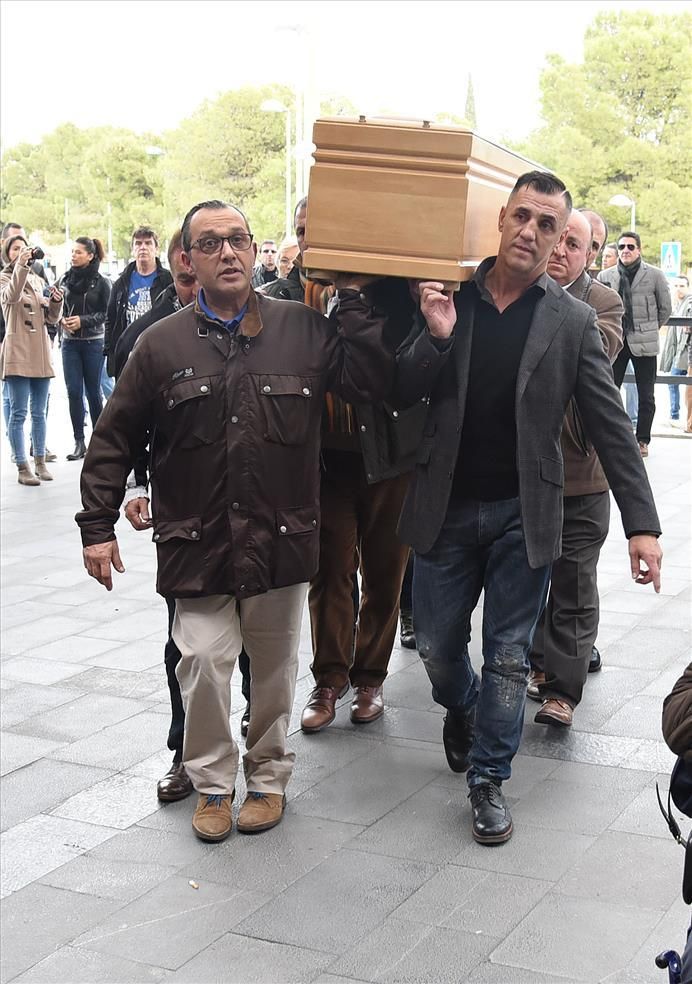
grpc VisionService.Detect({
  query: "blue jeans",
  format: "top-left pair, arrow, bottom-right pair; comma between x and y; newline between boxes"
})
100,360 -> 114,399
669,367 -> 687,420
5,376 -> 51,464
2,379 -> 10,434
414,497 -> 551,788
62,339 -> 104,441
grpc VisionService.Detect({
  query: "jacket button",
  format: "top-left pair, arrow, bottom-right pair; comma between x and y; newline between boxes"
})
231,415 -> 239,424
167,399 -> 174,408
312,520 -> 317,527
360,425 -> 366,432
392,411 -> 399,418
263,385 -> 271,393
200,385 -> 209,393
302,387 -> 310,396
232,502 -> 240,511
190,530 -> 199,539
279,525 -> 287,534
239,584 -> 246,592
244,344 -> 250,352
153,533 -> 160,541
216,333 -> 223,340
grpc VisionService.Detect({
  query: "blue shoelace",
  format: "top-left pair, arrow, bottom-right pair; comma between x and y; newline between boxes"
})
247,792 -> 266,801
206,794 -> 226,808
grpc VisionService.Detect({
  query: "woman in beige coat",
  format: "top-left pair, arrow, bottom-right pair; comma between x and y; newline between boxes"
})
0,235 -> 63,484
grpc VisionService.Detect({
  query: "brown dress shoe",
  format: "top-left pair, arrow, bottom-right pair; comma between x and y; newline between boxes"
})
534,698 -> 573,728
350,685 -> 384,723
237,792 -> 286,833
192,791 -> 235,842
157,760 -> 194,802
301,684 -> 348,733
526,670 -> 545,703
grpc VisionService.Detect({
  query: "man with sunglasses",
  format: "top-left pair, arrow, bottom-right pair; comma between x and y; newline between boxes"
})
598,232 -> 672,456
76,199 -> 391,843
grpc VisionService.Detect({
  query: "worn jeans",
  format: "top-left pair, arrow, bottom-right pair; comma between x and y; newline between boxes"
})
5,376 -> 51,464
62,339 -> 104,441
414,497 -> 550,788
668,367 -> 687,420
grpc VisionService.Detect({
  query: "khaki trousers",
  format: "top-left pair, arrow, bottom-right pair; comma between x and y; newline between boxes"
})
173,584 -> 308,796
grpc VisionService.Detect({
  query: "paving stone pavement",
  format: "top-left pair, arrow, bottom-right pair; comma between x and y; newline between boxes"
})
1,373 -> 691,983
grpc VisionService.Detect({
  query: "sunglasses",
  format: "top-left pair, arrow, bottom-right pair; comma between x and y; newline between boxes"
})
618,243 -> 638,251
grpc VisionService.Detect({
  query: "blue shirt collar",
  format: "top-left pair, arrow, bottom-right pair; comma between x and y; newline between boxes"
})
197,289 -> 248,333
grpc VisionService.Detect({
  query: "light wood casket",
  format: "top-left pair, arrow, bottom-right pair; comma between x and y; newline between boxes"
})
303,117 -> 538,288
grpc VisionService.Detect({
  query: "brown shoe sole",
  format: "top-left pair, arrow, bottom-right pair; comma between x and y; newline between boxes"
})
472,822 -> 513,845
237,796 -> 286,834
534,709 -> 572,728
350,704 -> 384,724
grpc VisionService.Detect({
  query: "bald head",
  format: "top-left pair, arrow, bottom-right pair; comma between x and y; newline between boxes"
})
547,209 -> 592,286
579,209 -> 607,268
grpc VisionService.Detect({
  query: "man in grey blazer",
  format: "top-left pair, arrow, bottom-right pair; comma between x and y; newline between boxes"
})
598,232 -> 672,455
396,172 -> 662,846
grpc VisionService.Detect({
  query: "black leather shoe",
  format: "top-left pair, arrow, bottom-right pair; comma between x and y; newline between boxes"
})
442,710 -> 474,773
240,702 -> 251,738
588,646 -> 602,673
399,610 -> 417,649
157,760 -> 193,802
66,440 -> 87,461
469,782 -> 513,844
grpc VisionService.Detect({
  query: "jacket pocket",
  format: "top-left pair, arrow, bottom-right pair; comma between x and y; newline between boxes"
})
383,397 -> 429,463
257,374 -> 315,446
273,505 -> 319,586
539,455 -> 564,487
161,376 -> 220,448
152,517 -> 202,544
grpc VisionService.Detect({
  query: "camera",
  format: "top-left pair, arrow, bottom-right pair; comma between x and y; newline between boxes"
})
30,246 -> 45,262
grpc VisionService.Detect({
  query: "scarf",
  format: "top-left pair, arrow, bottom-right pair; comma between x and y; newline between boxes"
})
62,255 -> 100,294
616,256 -> 641,335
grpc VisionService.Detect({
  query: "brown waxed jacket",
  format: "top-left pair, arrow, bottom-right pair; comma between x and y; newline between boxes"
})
76,287 -> 392,599
561,272 -> 624,496
663,663 -> 692,760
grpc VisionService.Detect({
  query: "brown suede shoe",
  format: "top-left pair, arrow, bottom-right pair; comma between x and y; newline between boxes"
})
301,684 -> 348,733
534,698 -> 573,728
350,685 -> 384,723
157,760 -> 194,802
237,792 -> 286,833
191,791 -> 235,842
526,670 -> 545,703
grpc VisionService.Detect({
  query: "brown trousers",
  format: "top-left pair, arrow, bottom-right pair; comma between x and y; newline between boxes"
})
309,450 -> 410,689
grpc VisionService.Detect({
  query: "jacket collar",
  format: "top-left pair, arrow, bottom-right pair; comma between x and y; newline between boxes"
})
193,285 -> 264,338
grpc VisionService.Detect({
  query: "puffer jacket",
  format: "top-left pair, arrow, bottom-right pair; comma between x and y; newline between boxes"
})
598,261 -> 672,357
76,287 -> 392,599
0,262 -> 62,379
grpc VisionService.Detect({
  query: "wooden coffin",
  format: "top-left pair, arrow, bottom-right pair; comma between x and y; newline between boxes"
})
303,116 -> 537,289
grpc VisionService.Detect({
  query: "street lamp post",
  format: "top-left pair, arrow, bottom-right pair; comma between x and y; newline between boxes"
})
261,100 -> 293,240
608,193 -> 636,232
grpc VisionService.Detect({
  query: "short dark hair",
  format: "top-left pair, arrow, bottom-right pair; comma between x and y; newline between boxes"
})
131,226 -> 159,247
167,229 -> 183,267
260,240 -> 277,249
675,275 -> 689,286
180,200 -> 251,251
1,221 -> 23,240
604,243 -> 617,253
293,197 -> 307,221
618,231 -> 641,248
75,236 -> 105,262
509,171 -> 572,213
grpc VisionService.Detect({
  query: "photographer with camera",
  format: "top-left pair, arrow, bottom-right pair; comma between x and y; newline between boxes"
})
58,237 -> 111,461
0,235 -> 63,484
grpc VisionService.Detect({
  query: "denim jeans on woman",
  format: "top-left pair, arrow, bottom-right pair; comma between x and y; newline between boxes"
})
5,376 -> 51,464
413,497 -> 550,788
62,338 -> 104,441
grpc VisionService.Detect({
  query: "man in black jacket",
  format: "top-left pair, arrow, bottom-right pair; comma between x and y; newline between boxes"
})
104,226 -> 172,379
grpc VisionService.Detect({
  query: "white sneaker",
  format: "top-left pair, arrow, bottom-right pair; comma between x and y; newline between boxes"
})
671,419 -> 684,429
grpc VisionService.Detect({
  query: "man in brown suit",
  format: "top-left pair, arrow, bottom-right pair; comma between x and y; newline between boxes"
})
528,209 -> 625,727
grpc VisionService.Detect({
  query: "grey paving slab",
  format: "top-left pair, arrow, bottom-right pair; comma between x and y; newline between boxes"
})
88,822 -> 219,868
330,702 -> 444,744
327,918 -> 496,983
433,752 -> 560,798
51,772 -> 160,829
84,640 -> 167,672
233,849 -> 435,952
466,963 -> 581,983
1,656 -> 88,685
40,853 -> 178,903
84,610 -> 171,644
509,776 -> 644,836
0,883 -> 122,984
289,743 -> 444,825
18,635 -> 123,663
0,682 -> 82,728
9,693 -> 148,743
452,824 -> 596,882
489,893 -> 664,983
0,759 -> 110,832
168,934 -> 334,984
1,813 -> 118,897
623,737 -> 678,773
518,722 -> 641,768
11,947 -> 172,984
1,599 -> 73,632
2,614 -> 98,656
62,666 -> 165,699
618,896 -> 691,982
287,729 -> 378,791
562,666 -> 661,734
609,774 -> 684,839
181,812 -> 363,894
73,875 -> 270,971
0,731 -> 62,776
555,829 -> 682,911
600,625 -> 690,672
547,759 -> 652,792
48,709 -> 169,770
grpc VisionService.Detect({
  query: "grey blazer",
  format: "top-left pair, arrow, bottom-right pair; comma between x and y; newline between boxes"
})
396,274 -> 660,569
597,261 -> 672,357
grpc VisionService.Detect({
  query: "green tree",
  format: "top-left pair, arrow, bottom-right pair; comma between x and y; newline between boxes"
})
465,75 -> 477,129
515,10 -> 692,263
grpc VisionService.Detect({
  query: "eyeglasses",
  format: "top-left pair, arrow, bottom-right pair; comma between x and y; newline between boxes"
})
618,243 -> 638,251
191,234 -> 254,255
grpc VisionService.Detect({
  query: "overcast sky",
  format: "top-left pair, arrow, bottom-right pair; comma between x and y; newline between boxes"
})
1,0 -> 688,151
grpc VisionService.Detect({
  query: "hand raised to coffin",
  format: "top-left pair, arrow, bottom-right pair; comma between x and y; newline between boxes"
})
418,282 -> 456,339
